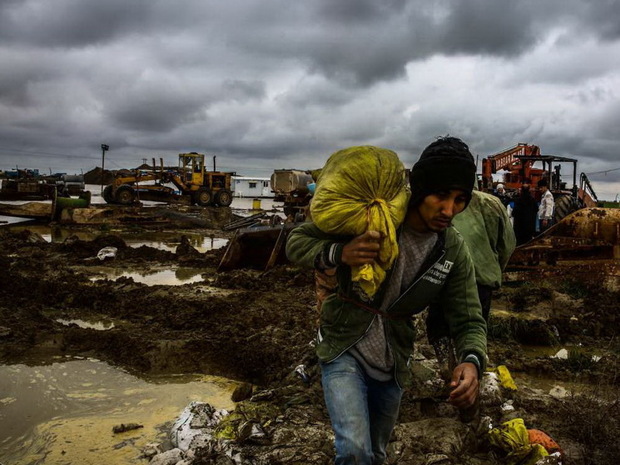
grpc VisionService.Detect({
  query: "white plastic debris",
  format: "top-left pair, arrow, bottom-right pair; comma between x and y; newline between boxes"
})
170,401 -> 229,452
549,385 -> 569,400
500,400 -> 515,412
551,348 -> 568,359
480,371 -> 502,406
97,246 -> 118,261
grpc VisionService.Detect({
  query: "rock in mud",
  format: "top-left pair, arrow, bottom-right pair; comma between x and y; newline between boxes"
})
231,382 -> 254,402
149,448 -> 185,465
112,422 -> 144,433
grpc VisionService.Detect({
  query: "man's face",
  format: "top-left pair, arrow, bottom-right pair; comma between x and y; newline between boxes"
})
411,189 -> 469,233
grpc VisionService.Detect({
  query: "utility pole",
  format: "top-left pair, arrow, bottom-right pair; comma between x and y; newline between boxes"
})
100,144 -> 109,194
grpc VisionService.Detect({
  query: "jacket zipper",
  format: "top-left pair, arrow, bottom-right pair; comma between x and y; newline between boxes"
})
386,247 -> 446,388
323,314 -> 378,363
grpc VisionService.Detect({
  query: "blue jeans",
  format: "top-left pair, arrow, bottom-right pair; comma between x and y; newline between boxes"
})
320,353 -> 403,465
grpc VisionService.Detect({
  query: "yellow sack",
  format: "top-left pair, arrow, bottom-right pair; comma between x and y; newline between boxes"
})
310,146 -> 410,297
496,365 -> 518,391
488,418 -> 549,465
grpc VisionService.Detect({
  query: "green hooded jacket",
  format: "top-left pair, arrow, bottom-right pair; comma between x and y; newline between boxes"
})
286,222 -> 487,387
451,190 -> 516,289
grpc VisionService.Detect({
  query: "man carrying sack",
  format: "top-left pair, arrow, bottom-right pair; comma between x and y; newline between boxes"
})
286,138 -> 487,465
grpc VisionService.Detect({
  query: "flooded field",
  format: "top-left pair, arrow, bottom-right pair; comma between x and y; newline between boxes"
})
1,201 -> 619,464
0,356 -> 237,464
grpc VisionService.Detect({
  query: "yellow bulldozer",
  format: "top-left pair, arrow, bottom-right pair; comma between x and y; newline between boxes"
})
102,152 -> 235,207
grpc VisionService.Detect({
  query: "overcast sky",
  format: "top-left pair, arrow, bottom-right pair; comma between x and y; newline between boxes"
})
1,0 -> 619,199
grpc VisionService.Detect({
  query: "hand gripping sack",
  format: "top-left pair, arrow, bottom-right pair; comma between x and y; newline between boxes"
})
310,146 -> 410,297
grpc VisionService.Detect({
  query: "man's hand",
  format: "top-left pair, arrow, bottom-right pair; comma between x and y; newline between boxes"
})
341,230 -> 381,266
541,219 -> 548,228
448,363 -> 479,409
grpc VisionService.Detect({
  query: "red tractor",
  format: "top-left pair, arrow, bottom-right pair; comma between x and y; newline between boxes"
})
481,143 -> 598,222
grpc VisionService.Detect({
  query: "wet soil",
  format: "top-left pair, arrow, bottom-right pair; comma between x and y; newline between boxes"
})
1,220 -> 619,465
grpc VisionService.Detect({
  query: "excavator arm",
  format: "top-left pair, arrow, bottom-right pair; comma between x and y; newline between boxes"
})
481,143 -> 541,190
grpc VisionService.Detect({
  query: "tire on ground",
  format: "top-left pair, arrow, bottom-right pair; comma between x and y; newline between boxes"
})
114,185 -> 136,205
102,184 -> 114,203
553,194 -> 580,223
194,188 -> 212,206
214,189 -> 233,207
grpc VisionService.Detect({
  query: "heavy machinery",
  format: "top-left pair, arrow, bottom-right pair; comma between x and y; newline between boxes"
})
103,152 -> 235,207
270,169 -> 315,221
217,168 -> 316,271
480,143 -> 599,223
508,207 -> 620,266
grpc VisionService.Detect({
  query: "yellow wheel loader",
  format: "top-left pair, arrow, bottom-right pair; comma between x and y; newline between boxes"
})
103,152 -> 235,207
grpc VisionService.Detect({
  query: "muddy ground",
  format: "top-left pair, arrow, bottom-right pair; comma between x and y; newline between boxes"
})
1,210 -> 619,465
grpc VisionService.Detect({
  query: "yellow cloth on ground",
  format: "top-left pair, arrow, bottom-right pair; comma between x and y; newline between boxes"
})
496,365 -> 518,391
488,418 -> 549,465
310,146 -> 410,298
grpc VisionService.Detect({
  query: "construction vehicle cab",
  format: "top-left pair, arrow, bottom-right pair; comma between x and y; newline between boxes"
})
481,143 -> 598,223
177,152 -> 234,207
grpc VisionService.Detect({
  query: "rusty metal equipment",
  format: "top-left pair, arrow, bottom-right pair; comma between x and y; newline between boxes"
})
270,169 -> 314,221
509,208 -> 620,266
481,143 -> 598,222
218,223 -> 298,272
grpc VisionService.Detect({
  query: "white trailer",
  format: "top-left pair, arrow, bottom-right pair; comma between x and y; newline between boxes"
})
232,176 -> 271,198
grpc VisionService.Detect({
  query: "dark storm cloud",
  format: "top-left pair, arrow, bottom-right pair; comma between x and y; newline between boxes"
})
103,78 -> 265,132
222,80 -> 266,102
1,0 -> 616,86
0,0 -> 154,46
0,0 -> 619,196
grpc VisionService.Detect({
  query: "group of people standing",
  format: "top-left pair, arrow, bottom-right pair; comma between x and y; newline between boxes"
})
501,178 -> 556,246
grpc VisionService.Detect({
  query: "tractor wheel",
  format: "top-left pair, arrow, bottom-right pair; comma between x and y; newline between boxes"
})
554,195 -> 581,223
114,185 -> 136,205
214,189 -> 233,207
194,188 -> 212,206
102,184 -> 114,203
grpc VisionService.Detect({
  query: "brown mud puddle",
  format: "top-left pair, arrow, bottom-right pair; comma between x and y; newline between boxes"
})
0,355 -> 237,464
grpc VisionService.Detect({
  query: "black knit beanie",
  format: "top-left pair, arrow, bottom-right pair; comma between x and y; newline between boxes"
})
409,136 -> 476,207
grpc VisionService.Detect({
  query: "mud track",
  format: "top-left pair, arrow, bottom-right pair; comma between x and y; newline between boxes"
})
0,229 -> 317,386
1,225 -> 619,464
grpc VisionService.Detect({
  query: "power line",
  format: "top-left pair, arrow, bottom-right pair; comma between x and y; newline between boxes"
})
586,166 -> 620,176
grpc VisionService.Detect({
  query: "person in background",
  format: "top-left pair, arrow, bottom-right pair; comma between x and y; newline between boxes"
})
537,178 -> 555,232
450,188 -> 516,321
494,183 -> 509,206
286,137 -> 487,465
512,184 -> 538,245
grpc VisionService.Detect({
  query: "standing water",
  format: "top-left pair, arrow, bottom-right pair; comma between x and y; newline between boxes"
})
0,356 -> 237,464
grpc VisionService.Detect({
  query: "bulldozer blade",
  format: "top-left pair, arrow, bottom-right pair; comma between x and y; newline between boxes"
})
510,207 -> 620,265
218,223 -> 299,272
0,201 -> 53,220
